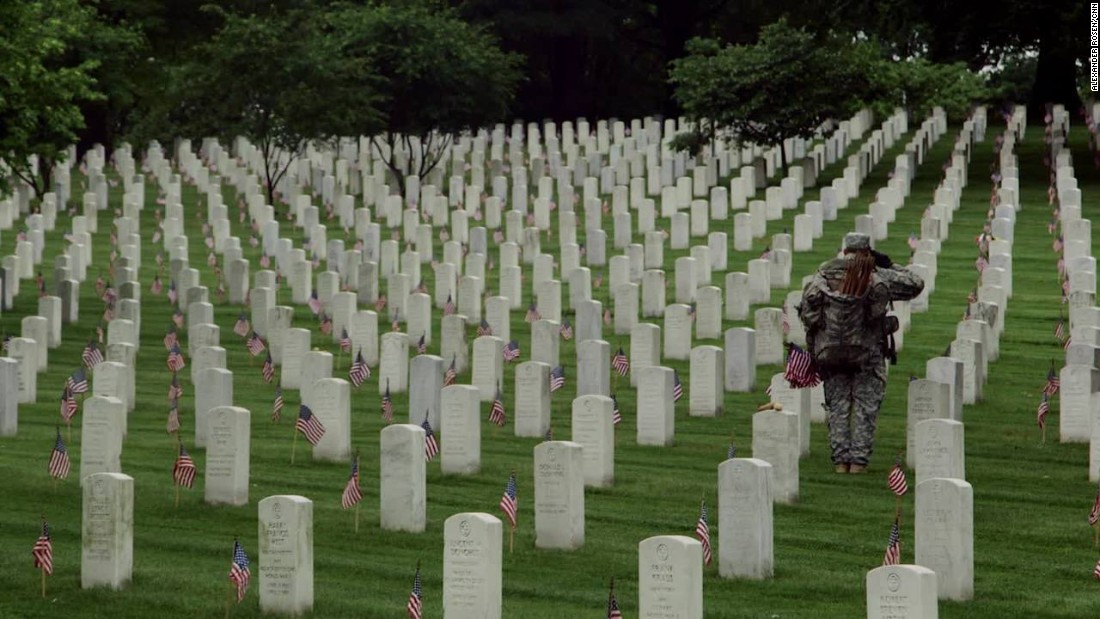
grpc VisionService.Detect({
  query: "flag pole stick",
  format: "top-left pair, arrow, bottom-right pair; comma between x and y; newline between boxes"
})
224,584 -> 233,619
1094,523 -> 1098,548
41,567 -> 46,598
509,526 -> 514,554
290,428 -> 298,465
355,503 -> 361,534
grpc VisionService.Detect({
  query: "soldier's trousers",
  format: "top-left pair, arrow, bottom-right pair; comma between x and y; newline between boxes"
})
823,364 -> 886,465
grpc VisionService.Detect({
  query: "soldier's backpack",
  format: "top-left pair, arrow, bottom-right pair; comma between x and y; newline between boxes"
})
808,286 -> 888,375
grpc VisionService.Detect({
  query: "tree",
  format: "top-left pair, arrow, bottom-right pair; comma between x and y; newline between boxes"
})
141,3 -> 373,206
330,3 -> 523,197
869,57 -> 988,123
0,0 -> 103,195
668,21 -> 874,170
841,0 -> 1086,119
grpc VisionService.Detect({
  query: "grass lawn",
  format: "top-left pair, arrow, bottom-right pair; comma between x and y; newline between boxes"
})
1,116 -> 1099,617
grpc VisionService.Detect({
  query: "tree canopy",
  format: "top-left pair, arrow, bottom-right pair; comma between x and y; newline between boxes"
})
669,22 -> 875,166
329,2 -> 523,194
138,3 -> 372,205
0,0 -> 106,194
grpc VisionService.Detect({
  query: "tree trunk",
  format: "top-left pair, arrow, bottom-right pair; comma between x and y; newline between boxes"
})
1028,33 -> 1083,121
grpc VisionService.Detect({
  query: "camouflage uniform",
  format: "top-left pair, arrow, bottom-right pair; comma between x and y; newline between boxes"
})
798,237 -> 924,466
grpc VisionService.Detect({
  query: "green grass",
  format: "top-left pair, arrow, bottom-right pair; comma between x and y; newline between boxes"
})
1,120 -> 1099,618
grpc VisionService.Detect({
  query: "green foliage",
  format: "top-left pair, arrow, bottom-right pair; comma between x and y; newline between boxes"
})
0,0 -> 103,194
983,54 -> 1037,110
669,21 -> 874,166
140,4 -> 376,205
870,57 -> 988,124
329,2 -> 523,191
668,130 -> 708,158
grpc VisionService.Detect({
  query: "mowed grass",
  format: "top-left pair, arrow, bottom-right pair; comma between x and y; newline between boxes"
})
2,120 -> 1100,618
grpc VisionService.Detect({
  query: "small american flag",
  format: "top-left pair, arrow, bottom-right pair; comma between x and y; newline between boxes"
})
167,344 -> 186,372
696,499 -> 712,566
173,442 -> 196,488
60,387 -> 78,423
604,308 -> 613,325
163,327 -> 178,351
169,372 -> 183,400
1054,234 -> 1064,253
975,254 -> 988,273
477,319 -> 493,337
1049,218 -> 1058,234
525,303 -> 541,323
607,579 -> 623,619
374,295 -> 387,312
907,233 -> 918,251
728,442 -> 737,460
48,429 -> 71,479
172,309 -> 184,328
887,454 -> 909,496
308,291 -> 322,315
272,388 -> 284,422
444,294 -> 456,316
247,332 -> 267,356
611,347 -> 629,377
407,565 -> 423,619
1037,394 -> 1050,429
544,425 -> 554,441
233,313 -> 250,337
417,334 -> 427,354
611,394 -> 621,425
340,328 -> 351,353
1090,481 -> 1100,526
1044,364 -> 1061,396
422,419 -> 439,462
784,343 -> 820,388
760,245 -> 772,260
341,456 -> 363,510
490,388 -> 507,426
83,340 -> 104,369
967,288 -> 977,304
67,368 -> 89,394
444,357 -> 458,386
381,383 -> 394,423
550,365 -> 565,392
503,339 -> 521,362
781,304 -> 790,335
1094,557 -> 1100,583
349,352 -> 370,388
296,405 -> 326,445
167,281 -> 178,305
151,276 -> 163,294
559,318 -> 574,341
500,471 -> 518,530
229,540 -> 251,603
33,520 -> 53,575
167,399 -> 181,434
262,352 -> 275,383
883,519 -> 901,566
320,313 -> 333,336
1055,320 -> 1067,343
672,370 -> 683,402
